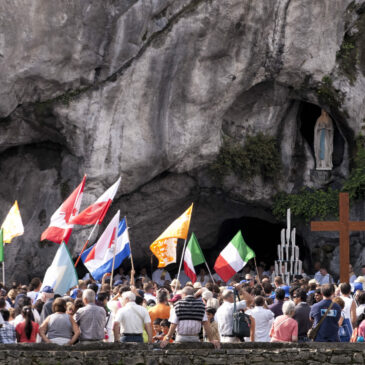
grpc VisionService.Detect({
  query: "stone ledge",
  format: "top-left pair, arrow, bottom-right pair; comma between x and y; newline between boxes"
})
0,342 -> 364,365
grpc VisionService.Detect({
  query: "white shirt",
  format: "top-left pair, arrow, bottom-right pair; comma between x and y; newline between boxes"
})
14,309 -> 41,326
340,295 -> 353,320
114,302 -> 151,334
152,269 -> 171,286
246,306 -> 274,342
144,292 -> 156,304
215,300 -> 246,338
314,271 -> 333,285
27,291 -> 40,305
356,304 -> 365,317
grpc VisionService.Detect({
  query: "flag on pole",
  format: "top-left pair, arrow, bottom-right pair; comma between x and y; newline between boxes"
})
1,201 -> 24,243
184,233 -> 206,283
81,211 -> 130,281
41,242 -> 78,295
150,204 -> 193,268
41,175 -> 86,244
70,177 -> 121,225
0,229 -> 3,263
214,230 -> 255,282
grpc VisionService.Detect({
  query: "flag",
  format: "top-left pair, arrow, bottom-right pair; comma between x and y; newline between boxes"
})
41,175 -> 86,244
81,211 -> 131,281
70,177 -> 121,225
41,242 -> 78,295
1,201 -> 24,243
184,233 -> 206,283
0,229 -> 3,263
150,204 -> 193,268
214,230 -> 255,282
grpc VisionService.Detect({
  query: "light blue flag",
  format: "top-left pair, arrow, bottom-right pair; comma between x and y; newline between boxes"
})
41,242 -> 78,295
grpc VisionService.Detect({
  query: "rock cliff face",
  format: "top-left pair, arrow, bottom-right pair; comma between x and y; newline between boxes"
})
1,0 -> 365,282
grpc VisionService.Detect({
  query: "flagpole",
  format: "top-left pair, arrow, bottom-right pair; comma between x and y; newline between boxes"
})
204,261 -> 215,284
124,216 -> 135,286
253,257 -> 264,291
2,262 -> 4,287
175,238 -> 188,293
109,235 -> 117,290
74,219 -> 100,268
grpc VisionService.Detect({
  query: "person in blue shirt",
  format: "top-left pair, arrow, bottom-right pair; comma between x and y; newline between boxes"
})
309,284 -> 341,342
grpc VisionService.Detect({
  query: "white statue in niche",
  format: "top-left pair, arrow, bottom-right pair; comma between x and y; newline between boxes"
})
314,109 -> 334,170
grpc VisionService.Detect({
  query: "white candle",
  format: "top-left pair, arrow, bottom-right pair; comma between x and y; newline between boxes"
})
275,261 -> 278,276
287,208 -> 291,235
290,261 -> 293,275
295,246 -> 299,260
279,262 -> 282,275
284,262 -> 287,275
286,245 -> 289,261
298,260 -> 302,275
281,229 -> 285,245
281,245 -> 284,261
291,245 -> 295,261
291,228 -> 296,246
286,228 -> 290,245
277,245 -> 281,260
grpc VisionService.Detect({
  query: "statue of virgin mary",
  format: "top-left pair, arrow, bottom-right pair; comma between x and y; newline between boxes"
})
314,109 -> 334,170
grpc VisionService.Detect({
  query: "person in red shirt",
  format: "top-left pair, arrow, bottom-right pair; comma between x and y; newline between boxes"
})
15,306 -> 39,343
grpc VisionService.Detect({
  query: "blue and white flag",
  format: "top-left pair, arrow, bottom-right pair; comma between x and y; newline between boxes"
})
41,242 -> 78,295
81,213 -> 131,281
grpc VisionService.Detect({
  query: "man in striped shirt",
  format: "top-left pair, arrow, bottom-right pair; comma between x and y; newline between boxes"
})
160,286 -> 220,348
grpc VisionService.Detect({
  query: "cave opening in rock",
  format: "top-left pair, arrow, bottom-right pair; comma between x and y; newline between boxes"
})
299,101 -> 345,167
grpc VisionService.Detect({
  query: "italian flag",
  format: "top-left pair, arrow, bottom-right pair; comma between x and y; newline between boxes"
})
183,233 -> 206,283
214,230 -> 255,282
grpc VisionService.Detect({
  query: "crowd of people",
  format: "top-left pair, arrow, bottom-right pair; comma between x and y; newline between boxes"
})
0,261 -> 365,345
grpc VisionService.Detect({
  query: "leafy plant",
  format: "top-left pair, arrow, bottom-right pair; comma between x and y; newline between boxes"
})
211,133 -> 282,181
273,188 -> 340,222
316,75 -> 344,109
343,136 -> 365,199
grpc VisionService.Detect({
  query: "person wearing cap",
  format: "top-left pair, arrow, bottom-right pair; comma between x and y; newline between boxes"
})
269,288 -> 285,318
160,286 -> 220,348
149,290 -> 170,336
168,294 -> 182,307
113,291 -> 152,343
40,286 -> 55,323
215,288 -> 250,343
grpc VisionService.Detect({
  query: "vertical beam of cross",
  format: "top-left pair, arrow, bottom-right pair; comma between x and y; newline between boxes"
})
310,192 -> 365,283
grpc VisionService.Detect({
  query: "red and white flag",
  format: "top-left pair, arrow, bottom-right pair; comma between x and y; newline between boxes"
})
70,177 -> 121,226
41,175 -> 86,244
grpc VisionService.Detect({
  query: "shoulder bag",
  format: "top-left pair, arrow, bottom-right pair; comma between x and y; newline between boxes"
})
232,289 -> 251,338
307,302 -> 333,340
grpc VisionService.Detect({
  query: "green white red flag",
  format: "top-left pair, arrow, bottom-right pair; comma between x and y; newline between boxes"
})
214,230 -> 255,282
183,233 -> 206,283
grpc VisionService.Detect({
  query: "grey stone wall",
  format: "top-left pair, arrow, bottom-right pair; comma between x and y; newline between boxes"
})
1,342 -> 365,365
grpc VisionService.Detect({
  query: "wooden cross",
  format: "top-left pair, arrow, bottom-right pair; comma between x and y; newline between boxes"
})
311,192 -> 365,283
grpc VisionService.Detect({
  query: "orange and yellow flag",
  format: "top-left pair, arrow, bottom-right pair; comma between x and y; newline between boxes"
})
150,204 -> 193,268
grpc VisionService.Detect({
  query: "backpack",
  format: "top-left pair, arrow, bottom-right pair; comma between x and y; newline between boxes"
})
232,290 -> 251,338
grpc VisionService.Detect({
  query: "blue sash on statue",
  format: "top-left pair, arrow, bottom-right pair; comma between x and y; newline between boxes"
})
320,128 -> 326,160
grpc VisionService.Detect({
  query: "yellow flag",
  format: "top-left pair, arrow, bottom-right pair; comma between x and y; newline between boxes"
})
1,201 -> 24,243
150,204 -> 193,268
